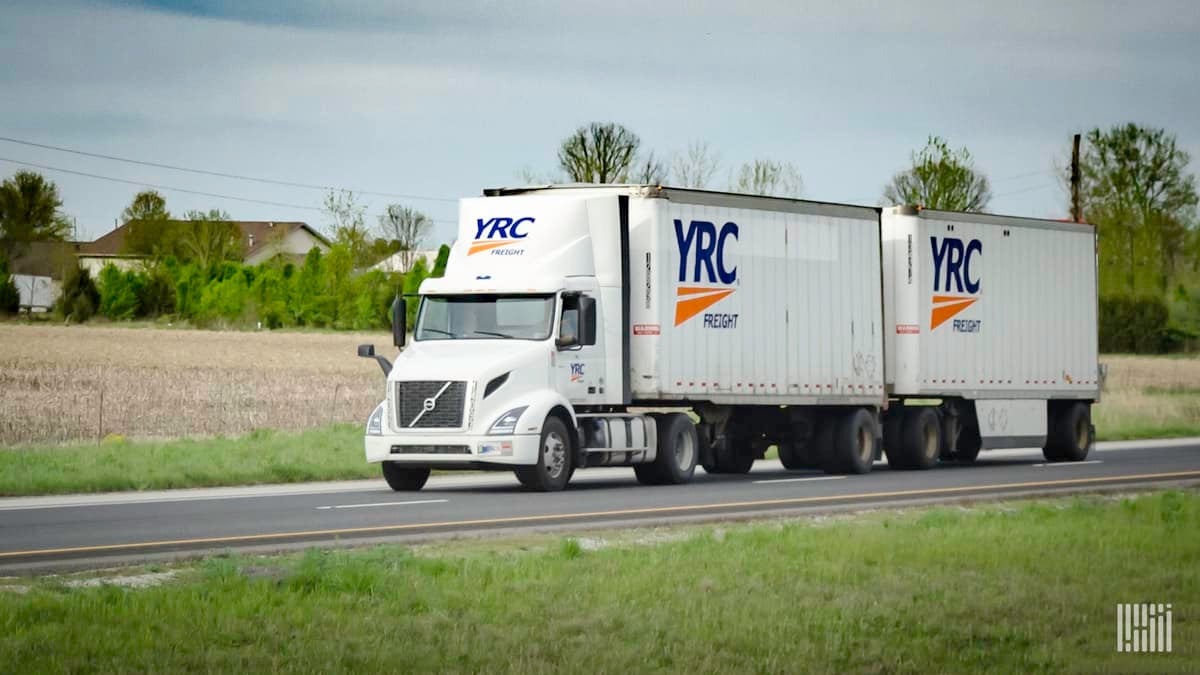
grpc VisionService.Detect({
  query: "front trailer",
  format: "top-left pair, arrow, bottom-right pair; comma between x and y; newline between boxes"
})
359,186 -> 1099,491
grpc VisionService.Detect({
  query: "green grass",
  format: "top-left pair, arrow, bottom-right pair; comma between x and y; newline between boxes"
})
1,491 -> 1196,673
0,425 -> 376,496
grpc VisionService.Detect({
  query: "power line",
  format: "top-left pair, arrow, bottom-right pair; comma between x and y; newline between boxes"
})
0,135 -> 459,203
993,182 -> 1055,199
0,156 -> 458,225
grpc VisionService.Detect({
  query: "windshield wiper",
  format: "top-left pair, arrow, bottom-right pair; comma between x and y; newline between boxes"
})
420,328 -> 456,338
472,330 -> 515,339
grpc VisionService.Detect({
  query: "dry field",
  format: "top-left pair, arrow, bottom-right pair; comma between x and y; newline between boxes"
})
0,324 -> 390,446
1093,354 -> 1200,438
1,324 -> 1198,446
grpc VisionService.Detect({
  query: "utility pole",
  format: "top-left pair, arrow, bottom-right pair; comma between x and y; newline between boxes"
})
1070,133 -> 1082,223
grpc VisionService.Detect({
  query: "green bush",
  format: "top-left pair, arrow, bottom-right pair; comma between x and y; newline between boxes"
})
56,264 -> 100,322
0,252 -> 19,314
1099,295 -> 1172,353
98,264 -> 143,320
45,242 -> 446,329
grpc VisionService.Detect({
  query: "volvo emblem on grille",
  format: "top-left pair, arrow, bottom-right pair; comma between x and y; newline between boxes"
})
407,380 -> 457,428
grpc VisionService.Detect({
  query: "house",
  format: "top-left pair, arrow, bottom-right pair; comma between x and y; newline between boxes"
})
78,220 -> 331,275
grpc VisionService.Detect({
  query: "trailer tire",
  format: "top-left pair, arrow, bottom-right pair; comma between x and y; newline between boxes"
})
953,416 -> 982,463
823,408 -> 876,475
514,416 -> 574,491
891,407 -> 940,470
883,406 -> 904,460
381,463 -> 431,491
778,442 -> 808,470
1043,402 -> 1093,462
634,413 -> 698,485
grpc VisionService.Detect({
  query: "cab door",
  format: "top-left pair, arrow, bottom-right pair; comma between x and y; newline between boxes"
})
555,286 -> 604,404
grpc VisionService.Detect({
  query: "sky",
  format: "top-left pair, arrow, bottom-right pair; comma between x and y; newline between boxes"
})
2,0 -> 1198,246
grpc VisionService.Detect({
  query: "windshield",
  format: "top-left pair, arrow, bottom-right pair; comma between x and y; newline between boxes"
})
414,294 -> 556,341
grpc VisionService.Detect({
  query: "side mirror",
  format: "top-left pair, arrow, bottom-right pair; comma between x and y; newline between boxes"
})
357,343 -> 392,376
391,296 -> 407,348
578,296 -> 596,346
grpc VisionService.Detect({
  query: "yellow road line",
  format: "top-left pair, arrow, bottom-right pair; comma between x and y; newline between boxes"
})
4,470 -> 1199,559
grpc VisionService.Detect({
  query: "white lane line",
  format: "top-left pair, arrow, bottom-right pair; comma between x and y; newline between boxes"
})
315,499 -> 448,510
1032,460 -> 1104,468
753,476 -> 848,485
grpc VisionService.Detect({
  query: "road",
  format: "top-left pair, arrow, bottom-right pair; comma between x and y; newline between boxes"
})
2,438 -> 1198,573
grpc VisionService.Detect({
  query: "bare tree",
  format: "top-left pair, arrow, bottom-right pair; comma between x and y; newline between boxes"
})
882,136 -> 991,212
670,141 -> 720,189
324,189 -> 371,266
378,204 -> 431,272
730,159 -> 804,197
630,151 -> 667,184
557,122 -> 640,183
179,209 -> 242,269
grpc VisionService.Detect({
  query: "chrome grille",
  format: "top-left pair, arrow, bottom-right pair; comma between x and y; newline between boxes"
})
393,381 -> 466,429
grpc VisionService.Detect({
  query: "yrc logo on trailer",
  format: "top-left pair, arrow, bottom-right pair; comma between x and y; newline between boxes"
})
674,219 -> 740,328
930,236 -> 982,333
469,217 -> 534,256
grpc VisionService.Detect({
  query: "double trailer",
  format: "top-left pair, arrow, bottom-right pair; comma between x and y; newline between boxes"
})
360,185 -> 1099,491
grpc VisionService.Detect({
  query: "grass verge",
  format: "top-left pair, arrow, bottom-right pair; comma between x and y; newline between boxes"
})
2,491 -> 1197,672
0,425 -> 375,496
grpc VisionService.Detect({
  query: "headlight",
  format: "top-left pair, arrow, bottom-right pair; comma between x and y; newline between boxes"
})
366,403 -> 385,436
488,406 -> 528,435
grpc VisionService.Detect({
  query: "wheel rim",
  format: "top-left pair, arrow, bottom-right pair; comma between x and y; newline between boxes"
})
858,423 -> 874,463
1074,416 -> 1089,451
673,428 -> 695,470
543,431 -> 567,479
922,420 -> 938,461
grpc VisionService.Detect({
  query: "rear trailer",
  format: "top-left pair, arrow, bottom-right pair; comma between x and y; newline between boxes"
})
880,206 -> 1100,467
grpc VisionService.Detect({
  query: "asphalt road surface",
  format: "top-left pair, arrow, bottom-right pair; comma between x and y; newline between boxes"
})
2,438 -> 1198,573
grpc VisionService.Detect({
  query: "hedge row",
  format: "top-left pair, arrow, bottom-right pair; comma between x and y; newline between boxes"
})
58,244 -> 450,330
1097,294 -> 1194,354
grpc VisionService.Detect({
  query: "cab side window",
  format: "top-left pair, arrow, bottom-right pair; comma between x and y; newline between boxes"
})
560,294 -> 596,346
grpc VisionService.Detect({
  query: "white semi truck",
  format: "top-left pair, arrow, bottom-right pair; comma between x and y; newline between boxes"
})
358,185 -> 1099,491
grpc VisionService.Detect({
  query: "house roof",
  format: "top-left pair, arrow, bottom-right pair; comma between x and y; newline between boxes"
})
79,220 -> 331,260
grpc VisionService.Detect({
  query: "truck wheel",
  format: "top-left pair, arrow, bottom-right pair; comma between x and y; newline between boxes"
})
381,463 -> 431,491
953,416 -> 982,464
1043,402 -> 1093,462
514,416 -> 574,491
883,406 -> 904,459
778,442 -> 807,470
634,413 -> 698,485
823,408 -> 876,475
890,407 -> 940,470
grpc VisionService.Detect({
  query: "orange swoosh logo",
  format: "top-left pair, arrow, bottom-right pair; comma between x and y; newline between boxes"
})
930,296 -> 977,330
674,288 -> 735,326
468,240 -> 517,255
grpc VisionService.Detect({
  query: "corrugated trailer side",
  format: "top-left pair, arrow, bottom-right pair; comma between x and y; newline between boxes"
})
628,190 -> 885,406
882,206 -> 1099,400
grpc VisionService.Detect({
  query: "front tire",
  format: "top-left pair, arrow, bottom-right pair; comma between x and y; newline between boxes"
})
515,416 -> 574,491
381,463 -> 431,491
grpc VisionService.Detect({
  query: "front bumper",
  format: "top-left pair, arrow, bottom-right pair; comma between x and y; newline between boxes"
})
365,432 -> 541,466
